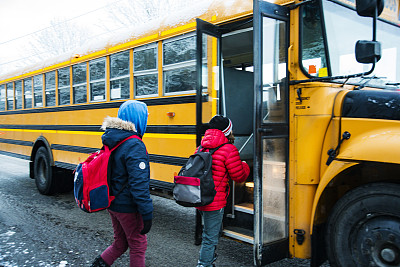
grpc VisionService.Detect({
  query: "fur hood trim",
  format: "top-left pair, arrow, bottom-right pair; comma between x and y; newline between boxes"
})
101,116 -> 137,132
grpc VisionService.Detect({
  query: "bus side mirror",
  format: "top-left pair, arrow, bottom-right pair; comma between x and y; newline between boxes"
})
354,0 -> 384,67
356,0 -> 384,17
355,40 -> 381,63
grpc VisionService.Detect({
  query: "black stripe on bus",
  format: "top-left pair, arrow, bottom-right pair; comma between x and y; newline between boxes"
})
55,161 -> 77,170
0,150 -> 30,160
0,95 -> 200,115
0,149 -> 185,170
0,138 -> 34,146
0,125 -> 196,134
51,144 -> 186,166
149,179 -> 174,191
51,144 -> 99,154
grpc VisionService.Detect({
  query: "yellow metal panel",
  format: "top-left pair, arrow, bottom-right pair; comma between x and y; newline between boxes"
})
144,134 -> 196,158
339,118 -> 400,164
295,115 -> 331,184
0,143 -> 32,158
161,22 -> 196,37
290,184 -> 316,259
157,42 -> 163,97
53,150 -> 90,166
108,34 -> 159,53
149,162 -> 181,183
148,102 -> 196,125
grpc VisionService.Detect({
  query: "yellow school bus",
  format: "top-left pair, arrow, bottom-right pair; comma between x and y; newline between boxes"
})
0,0 -> 399,265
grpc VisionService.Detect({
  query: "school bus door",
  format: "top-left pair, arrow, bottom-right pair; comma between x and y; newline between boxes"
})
254,0 -> 289,266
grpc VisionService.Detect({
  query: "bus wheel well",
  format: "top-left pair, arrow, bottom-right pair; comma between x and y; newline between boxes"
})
30,137 -> 54,178
315,161 -> 400,226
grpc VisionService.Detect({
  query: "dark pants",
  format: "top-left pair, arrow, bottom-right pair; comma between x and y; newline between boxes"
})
101,210 -> 147,267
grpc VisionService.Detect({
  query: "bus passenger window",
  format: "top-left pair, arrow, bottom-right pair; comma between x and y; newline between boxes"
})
45,71 -> 56,107
0,85 -> 5,111
134,45 -> 158,97
58,67 -> 70,105
15,81 -> 23,110
6,82 -> 14,110
73,63 -> 87,104
163,35 -> 196,94
24,79 -> 33,109
89,58 -> 106,102
33,75 -> 43,107
110,51 -> 130,100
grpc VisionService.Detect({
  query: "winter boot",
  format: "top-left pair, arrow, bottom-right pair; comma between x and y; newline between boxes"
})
90,255 -> 110,267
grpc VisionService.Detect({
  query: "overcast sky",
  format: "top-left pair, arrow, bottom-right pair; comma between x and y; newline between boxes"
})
0,0 -> 130,75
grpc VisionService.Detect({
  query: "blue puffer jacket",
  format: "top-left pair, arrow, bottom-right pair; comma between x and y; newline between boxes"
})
100,101 -> 153,220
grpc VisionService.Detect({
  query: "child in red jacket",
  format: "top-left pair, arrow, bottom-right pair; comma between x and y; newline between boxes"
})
196,115 -> 250,267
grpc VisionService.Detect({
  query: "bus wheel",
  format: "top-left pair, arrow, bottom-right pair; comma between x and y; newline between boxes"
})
326,183 -> 400,267
34,147 -> 55,195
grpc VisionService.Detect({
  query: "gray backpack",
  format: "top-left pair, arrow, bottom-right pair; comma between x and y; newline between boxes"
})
173,144 -> 227,207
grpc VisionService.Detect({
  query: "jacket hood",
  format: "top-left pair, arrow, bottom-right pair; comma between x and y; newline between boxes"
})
101,117 -> 138,148
201,129 -> 228,149
117,100 -> 148,136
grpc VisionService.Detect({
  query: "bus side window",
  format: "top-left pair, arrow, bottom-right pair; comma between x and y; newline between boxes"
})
72,63 -> 87,104
15,81 -> 23,110
24,78 -> 33,109
0,84 -> 5,111
89,57 -> 106,102
6,82 -> 14,110
163,35 -> 197,95
33,75 -> 43,108
110,51 -> 130,100
58,67 -> 70,106
45,71 -> 56,107
134,44 -> 158,97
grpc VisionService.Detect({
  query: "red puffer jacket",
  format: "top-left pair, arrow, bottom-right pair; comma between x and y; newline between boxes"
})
196,129 -> 250,211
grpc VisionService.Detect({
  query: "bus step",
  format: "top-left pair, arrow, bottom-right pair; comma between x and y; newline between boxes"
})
234,203 -> 254,214
223,226 -> 254,244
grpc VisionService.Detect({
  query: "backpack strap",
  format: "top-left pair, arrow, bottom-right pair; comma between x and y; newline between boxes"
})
198,142 -> 229,154
108,135 -> 144,197
201,142 -> 230,194
109,135 -> 142,152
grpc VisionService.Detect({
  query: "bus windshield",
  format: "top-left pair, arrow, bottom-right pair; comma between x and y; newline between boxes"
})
301,0 -> 400,88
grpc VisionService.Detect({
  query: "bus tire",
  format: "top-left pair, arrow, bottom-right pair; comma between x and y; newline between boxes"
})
34,147 -> 55,195
326,182 -> 400,267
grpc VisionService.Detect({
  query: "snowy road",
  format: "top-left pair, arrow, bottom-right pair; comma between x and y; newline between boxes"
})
0,155 -> 324,266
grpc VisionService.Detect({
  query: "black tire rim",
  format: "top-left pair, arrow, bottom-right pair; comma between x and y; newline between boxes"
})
351,213 -> 400,266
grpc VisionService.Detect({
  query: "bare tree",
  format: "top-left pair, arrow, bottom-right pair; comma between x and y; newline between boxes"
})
101,0 -> 196,31
23,17 -> 91,64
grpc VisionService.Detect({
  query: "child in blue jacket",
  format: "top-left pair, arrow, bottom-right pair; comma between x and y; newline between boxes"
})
91,100 -> 153,267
